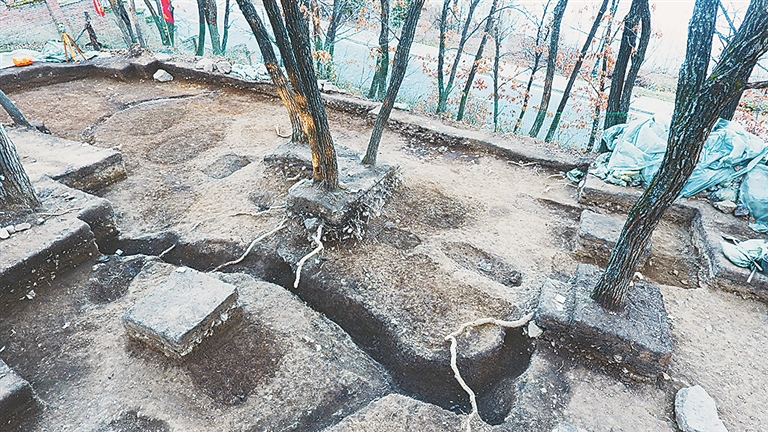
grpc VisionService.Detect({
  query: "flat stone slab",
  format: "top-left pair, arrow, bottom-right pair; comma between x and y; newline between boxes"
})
534,264 -> 672,377
10,127 -> 126,193
123,267 -> 240,360
576,210 -> 651,266
0,358 -> 34,422
0,214 -> 97,297
326,394 -> 476,432
266,141 -> 399,232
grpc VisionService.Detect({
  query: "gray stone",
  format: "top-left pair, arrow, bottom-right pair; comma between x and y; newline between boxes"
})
0,358 -> 34,422
713,200 -> 737,214
326,394 -> 471,432
675,385 -> 728,432
123,267 -> 240,359
534,264 -> 672,377
0,228 -> 9,240
152,69 -> 174,82
5,225 -> 15,235
195,58 -> 215,72
215,61 -> 232,74
576,210 -> 651,266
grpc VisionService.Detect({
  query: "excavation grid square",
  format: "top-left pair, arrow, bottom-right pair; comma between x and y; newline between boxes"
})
123,267 -> 239,360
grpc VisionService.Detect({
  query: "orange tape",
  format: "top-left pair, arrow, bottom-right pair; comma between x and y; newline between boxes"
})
13,57 -> 34,67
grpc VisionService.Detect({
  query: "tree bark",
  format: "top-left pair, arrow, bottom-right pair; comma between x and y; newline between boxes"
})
202,0 -> 222,55
263,0 -> 301,91
456,0 -> 499,121
0,89 -> 33,129
618,0 -> 650,115
280,0 -> 339,189
367,0 -> 390,101
591,0 -> 768,311
544,0 -> 610,142
493,22 -> 501,132
128,0 -> 147,48
235,0 -> 308,143
587,0 -> 619,152
107,0 -> 136,46
436,0 -> 481,115
603,0 -> 649,129
0,124 -> 39,210
143,0 -> 172,46
222,0 -> 230,52
196,0 -> 206,55
363,0 -> 426,165
528,0 -> 568,138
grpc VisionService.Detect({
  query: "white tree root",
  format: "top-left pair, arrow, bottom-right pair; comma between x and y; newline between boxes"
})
211,218 -> 287,272
294,224 -> 324,288
445,312 -> 534,432
275,124 -> 291,138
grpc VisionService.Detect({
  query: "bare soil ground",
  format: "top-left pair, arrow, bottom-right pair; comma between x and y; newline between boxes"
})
1,76 -> 767,431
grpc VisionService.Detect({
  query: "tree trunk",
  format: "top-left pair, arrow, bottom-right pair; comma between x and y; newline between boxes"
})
202,0 -> 222,55
493,22 -> 501,132
0,125 -> 39,210
587,0 -> 618,152
456,0 -> 499,121
544,0 -> 610,142
0,90 -> 33,129
719,89 -> 743,120
263,0 -> 302,91
528,0 -> 568,138
108,0 -> 136,46
196,0 -> 206,55
280,0 -> 339,189
128,0 -> 147,48
83,12 -> 102,50
144,0 -> 172,46
436,0 -> 481,115
591,0 -> 768,311
618,0 -> 650,114
235,0 -> 308,143
603,0 -> 648,129
363,0 -> 426,165
513,0 -> 551,134
367,0 -> 390,101
222,0 -> 230,52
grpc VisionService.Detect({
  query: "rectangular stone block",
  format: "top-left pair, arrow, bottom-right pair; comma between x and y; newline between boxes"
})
534,264 -> 672,377
0,359 -> 34,422
123,267 -> 240,360
576,209 -> 651,266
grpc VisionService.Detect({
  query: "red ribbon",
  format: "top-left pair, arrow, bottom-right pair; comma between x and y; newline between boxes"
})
93,0 -> 105,17
161,0 -> 174,24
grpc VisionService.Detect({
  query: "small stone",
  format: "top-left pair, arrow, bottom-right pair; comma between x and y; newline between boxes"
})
215,61 -> 232,74
675,385 -> 728,432
713,200 -> 737,214
15,222 -> 31,232
680,279 -> 689,286
97,255 -> 110,263
734,204 -> 750,217
195,58 -> 215,72
25,290 -> 36,300
153,69 -> 174,82
527,321 -> 543,338
5,225 -> 15,234
115,249 -> 124,256
36,218 -> 45,225
0,228 -> 9,240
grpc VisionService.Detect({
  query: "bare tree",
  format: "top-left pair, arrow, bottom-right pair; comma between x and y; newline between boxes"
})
544,0 -> 611,142
436,0 -> 482,114
603,0 -> 650,129
592,0 -> 768,310
513,0 -> 552,134
528,0 -> 568,138
367,0 -> 390,101
363,0 -> 426,165
587,0 -> 620,151
456,0 -> 499,121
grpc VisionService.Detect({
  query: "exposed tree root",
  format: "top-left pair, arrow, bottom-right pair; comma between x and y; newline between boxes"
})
275,124 -> 291,138
230,204 -> 286,218
445,312 -> 534,432
294,224 -> 324,288
211,218 -> 287,272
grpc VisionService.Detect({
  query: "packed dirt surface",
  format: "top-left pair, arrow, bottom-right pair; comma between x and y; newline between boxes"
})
1,76 -> 767,431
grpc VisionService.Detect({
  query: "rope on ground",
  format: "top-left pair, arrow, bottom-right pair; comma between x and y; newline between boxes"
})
294,224 -> 324,288
211,218 -> 287,272
445,312 -> 534,432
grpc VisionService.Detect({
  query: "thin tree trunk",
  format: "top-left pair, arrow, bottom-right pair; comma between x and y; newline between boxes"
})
203,0 -> 222,55
493,22 -> 501,132
0,90 -> 33,129
281,0 -> 339,189
82,12 -> 102,50
591,0 -> 768,311
196,0 -> 206,55
363,0 -> 426,165
263,0 -> 301,91
235,0 -> 308,143
513,0 -> 552,134
144,0 -> 172,45
222,0 -> 230,52
108,0 -> 136,46
456,0 -> 499,121
587,0 -> 619,152
529,0 -> 568,137
0,125 -> 39,210
367,0 -> 390,101
128,0 -> 147,48
603,0 -> 645,129
545,0 -> 610,142
618,0 -> 650,114
436,0 -> 481,115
